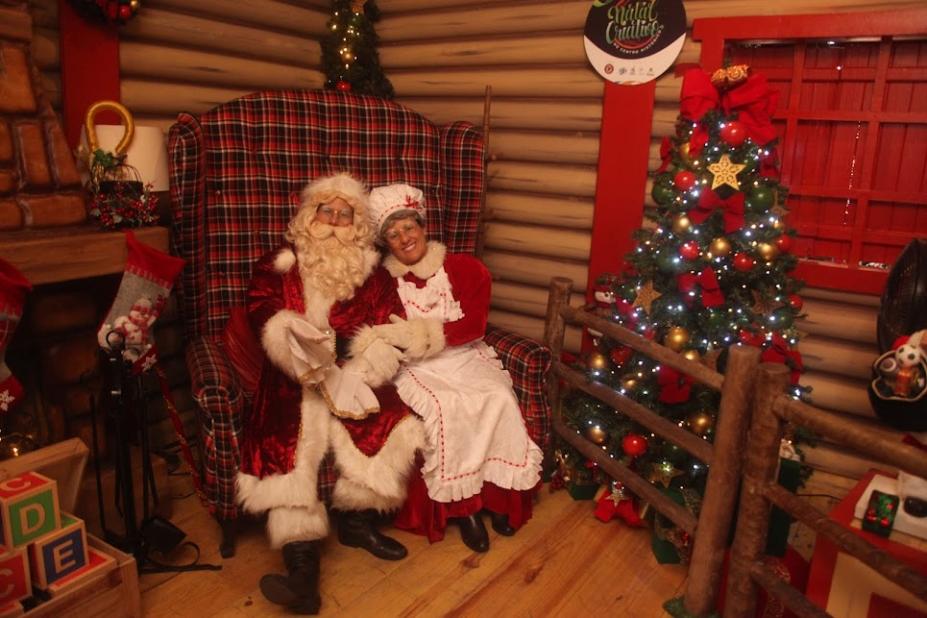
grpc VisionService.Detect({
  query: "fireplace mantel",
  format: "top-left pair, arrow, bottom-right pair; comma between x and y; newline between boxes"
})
0,224 -> 169,285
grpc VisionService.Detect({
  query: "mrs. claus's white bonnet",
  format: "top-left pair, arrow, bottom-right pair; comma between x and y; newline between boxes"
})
368,184 -> 426,236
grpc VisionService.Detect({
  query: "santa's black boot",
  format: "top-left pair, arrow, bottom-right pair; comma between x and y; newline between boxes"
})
259,541 -> 322,615
337,510 -> 408,560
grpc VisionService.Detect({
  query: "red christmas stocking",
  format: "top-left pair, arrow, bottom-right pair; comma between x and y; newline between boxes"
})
97,231 -> 184,372
0,260 -> 31,414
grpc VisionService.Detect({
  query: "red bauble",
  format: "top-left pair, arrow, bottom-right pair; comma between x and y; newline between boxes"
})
336,80 -> 352,92
118,4 -> 132,20
610,346 -> 633,366
674,171 -> 697,191
720,121 -> 747,147
788,294 -> 803,311
680,241 -> 701,261
775,235 -> 793,253
733,252 -> 755,272
622,433 -> 648,458
106,1 -> 118,20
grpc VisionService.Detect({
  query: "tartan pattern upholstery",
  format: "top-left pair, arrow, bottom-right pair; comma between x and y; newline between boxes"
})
169,89 -> 551,519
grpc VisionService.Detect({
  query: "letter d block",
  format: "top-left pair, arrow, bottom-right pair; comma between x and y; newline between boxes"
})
0,472 -> 60,547
0,545 -> 30,605
29,513 -> 88,590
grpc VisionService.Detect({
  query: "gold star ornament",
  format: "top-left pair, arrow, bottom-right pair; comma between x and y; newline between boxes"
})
708,154 -> 746,191
649,460 -> 684,488
632,280 -> 662,315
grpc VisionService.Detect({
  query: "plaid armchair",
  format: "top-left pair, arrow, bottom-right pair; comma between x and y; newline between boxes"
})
168,90 -> 551,554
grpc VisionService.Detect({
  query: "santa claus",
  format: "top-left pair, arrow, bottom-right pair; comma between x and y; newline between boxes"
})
236,173 -> 423,614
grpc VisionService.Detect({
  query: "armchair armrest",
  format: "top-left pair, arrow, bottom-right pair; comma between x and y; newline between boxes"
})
485,324 -> 552,452
186,336 -> 245,519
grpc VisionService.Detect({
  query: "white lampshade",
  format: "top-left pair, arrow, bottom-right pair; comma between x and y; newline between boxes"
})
80,124 -> 170,191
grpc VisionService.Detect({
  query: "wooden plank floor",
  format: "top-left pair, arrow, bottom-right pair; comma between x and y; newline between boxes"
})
140,476 -> 688,617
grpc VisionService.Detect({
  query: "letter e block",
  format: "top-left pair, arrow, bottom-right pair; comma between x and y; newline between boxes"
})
0,472 -> 60,547
46,546 -> 116,597
0,546 -> 30,605
29,513 -> 88,589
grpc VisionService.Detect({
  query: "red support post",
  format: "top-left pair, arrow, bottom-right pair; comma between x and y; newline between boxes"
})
58,0 -> 121,148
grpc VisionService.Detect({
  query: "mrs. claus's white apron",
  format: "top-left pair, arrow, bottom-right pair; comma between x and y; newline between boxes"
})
393,266 -> 542,503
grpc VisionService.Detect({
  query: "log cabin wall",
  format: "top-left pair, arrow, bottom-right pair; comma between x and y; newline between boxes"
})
376,0 -> 925,480
28,0 -> 59,110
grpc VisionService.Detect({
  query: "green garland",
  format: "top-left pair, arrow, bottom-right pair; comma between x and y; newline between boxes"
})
321,0 -> 394,98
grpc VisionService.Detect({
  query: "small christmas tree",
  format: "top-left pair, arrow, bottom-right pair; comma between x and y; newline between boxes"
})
321,0 -> 394,98
558,65 -> 806,561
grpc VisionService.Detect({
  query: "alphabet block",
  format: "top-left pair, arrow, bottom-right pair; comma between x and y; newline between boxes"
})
28,513 -> 88,589
45,545 -> 116,597
0,546 -> 30,606
0,472 -> 60,547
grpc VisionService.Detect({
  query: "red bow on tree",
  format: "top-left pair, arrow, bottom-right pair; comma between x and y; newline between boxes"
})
761,333 -> 804,384
689,125 -> 710,158
690,189 -> 745,234
759,147 -> 780,180
658,364 -> 693,404
722,73 -> 779,146
658,137 -> 672,173
677,267 -> 724,308
680,69 -> 720,122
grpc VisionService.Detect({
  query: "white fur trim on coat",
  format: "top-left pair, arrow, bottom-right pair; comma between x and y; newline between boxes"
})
273,247 -> 297,273
383,242 -> 446,279
328,414 -> 424,511
266,505 -> 329,548
236,390 -> 331,538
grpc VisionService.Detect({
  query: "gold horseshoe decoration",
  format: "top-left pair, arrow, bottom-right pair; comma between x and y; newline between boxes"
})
84,100 -> 135,156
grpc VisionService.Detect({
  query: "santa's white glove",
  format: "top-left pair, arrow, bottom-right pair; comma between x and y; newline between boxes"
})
287,318 -> 336,385
346,338 -> 403,387
318,364 -> 380,419
370,314 -> 446,360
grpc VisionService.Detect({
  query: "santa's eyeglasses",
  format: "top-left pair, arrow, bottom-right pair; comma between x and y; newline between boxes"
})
315,204 -> 354,224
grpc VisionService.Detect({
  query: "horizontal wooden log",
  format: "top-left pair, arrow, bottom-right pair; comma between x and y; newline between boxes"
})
488,308 -> 583,352
32,26 -> 58,70
121,8 -> 317,66
801,371 -> 873,418
483,222 -> 590,261
29,0 -> 57,28
122,79 -> 256,116
801,443 -> 893,479
121,42 -> 324,90
486,191 -> 593,229
799,335 -> 876,381
802,286 -> 880,307
0,5 -> 31,41
488,161 -> 597,197
146,0 -> 327,36
484,250 -> 588,292
492,280 -> 585,319
390,66 -> 603,98
397,97 -> 604,131
798,298 -> 877,345
133,115 -> 177,133
491,129 -> 598,165
378,1 -> 592,42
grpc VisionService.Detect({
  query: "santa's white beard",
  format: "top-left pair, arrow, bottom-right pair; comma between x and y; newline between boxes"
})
294,221 -> 367,301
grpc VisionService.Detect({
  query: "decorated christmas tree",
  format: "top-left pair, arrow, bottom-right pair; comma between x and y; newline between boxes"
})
322,0 -> 394,98
557,65 -> 806,560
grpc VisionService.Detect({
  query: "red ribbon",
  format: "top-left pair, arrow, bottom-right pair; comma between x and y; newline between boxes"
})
722,73 -> 779,146
680,68 -> 779,146
658,365 -> 693,404
760,147 -> 780,180
689,125 -> 709,158
594,487 -> 644,527
690,189 -> 745,234
658,136 -> 672,173
677,267 -> 724,308
740,333 -> 803,384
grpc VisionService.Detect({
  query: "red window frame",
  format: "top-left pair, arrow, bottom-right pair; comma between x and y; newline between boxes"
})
693,9 -> 927,295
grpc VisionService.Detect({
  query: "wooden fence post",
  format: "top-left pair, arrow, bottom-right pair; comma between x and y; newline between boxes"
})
685,344 -> 761,616
724,363 -> 790,618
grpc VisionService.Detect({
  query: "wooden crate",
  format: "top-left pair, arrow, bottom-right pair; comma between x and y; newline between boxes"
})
0,439 -> 141,617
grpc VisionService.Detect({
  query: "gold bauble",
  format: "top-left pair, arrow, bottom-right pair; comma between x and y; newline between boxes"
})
671,214 -> 692,235
679,142 -> 691,165
687,411 -> 714,437
130,0 -> 140,9
682,349 -> 701,362
772,218 -> 784,231
0,433 -> 38,460
587,351 -> 608,370
665,326 -> 690,352
619,374 -> 639,392
585,424 -> 608,446
708,237 -> 732,258
756,242 -> 779,262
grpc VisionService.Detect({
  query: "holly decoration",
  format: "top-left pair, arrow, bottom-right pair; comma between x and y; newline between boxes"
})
69,0 -> 140,25
86,149 -> 158,230
322,0 -> 394,98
